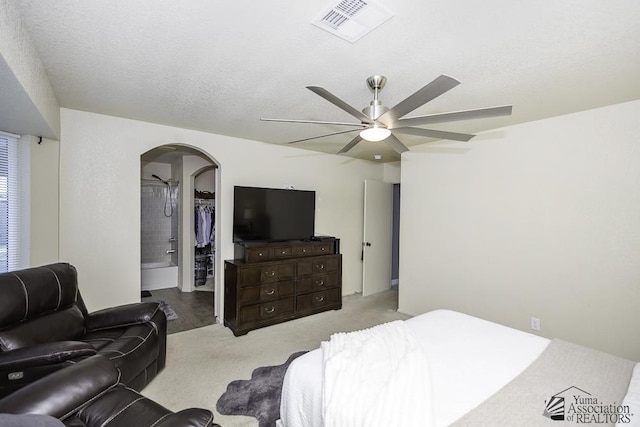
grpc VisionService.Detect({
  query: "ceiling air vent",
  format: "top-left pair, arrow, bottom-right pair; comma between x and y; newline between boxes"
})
312,0 -> 393,43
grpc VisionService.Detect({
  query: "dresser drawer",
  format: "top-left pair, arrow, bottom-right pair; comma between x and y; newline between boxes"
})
245,247 -> 272,263
272,246 -> 294,259
292,244 -> 313,257
312,242 -> 334,255
239,281 -> 295,304
240,297 -> 294,323
296,255 -> 341,277
238,262 -> 296,286
235,239 -> 337,264
296,272 -> 340,294
296,288 -> 340,312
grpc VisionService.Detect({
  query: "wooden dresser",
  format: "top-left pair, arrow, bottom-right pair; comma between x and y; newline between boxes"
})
224,239 -> 342,336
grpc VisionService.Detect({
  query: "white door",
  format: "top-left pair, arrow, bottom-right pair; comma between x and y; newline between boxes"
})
362,179 -> 393,296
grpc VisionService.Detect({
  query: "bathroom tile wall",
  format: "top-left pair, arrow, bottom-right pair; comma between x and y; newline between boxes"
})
141,183 -> 179,265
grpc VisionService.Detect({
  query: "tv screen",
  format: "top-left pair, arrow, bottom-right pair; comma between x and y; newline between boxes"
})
233,186 -> 315,242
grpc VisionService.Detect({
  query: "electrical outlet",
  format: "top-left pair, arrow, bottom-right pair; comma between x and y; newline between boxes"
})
530,317 -> 541,331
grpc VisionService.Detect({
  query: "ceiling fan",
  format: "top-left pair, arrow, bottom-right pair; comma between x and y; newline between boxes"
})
261,75 -> 513,155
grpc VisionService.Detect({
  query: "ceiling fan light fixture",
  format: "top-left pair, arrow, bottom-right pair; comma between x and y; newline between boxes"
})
360,124 -> 391,142
264,74 -> 513,157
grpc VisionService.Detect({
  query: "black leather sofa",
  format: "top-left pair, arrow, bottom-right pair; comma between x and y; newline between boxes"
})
0,354 -> 217,426
0,263 -> 166,396
0,263 -> 218,426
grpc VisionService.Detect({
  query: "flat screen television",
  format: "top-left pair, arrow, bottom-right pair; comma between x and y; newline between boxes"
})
233,186 -> 315,243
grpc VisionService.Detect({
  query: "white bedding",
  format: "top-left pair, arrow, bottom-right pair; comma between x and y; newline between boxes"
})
322,320 -> 432,426
278,309 -> 550,427
617,363 -> 640,427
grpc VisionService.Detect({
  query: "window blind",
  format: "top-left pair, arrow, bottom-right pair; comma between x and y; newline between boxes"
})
0,130 -> 29,272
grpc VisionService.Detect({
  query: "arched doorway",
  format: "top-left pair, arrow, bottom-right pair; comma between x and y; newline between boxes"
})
140,144 -> 220,334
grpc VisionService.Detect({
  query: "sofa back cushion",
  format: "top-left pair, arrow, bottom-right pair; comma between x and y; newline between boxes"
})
0,263 -> 85,351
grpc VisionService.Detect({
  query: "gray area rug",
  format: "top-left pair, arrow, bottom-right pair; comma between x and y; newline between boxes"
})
216,351 -> 308,427
158,300 -> 178,320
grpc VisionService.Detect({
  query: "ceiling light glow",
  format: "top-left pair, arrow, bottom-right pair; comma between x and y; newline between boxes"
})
360,124 -> 391,142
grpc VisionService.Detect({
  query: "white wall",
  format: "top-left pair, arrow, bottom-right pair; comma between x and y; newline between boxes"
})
195,167 -> 215,193
383,161 -> 401,183
59,109 -> 383,312
399,100 -> 640,360
30,136 -> 59,266
141,162 -> 172,181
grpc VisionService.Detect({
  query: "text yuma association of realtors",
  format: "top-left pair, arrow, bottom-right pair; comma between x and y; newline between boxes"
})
566,395 -> 632,424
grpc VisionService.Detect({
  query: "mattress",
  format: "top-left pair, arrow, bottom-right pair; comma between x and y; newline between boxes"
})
277,309 -> 550,427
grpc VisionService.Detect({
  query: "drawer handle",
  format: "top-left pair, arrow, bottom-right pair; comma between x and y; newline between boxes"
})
302,249 -> 306,253
281,250 -> 287,254
265,289 -> 275,296
265,306 -> 275,314
321,247 -> 326,251
315,264 -> 325,270
315,296 -> 325,302
258,252 -> 264,257
265,271 -> 276,277
316,280 -> 325,286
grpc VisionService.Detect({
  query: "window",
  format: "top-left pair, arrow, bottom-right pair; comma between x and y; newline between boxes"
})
0,131 -> 29,273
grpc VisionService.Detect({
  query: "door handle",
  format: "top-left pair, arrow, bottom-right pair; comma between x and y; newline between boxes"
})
363,242 -> 372,247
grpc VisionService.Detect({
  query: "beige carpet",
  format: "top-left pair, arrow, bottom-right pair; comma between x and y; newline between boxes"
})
142,289 -> 410,427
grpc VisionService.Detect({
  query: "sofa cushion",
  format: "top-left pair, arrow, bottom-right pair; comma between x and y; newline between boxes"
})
0,306 -> 86,351
83,323 -> 159,385
0,263 -> 79,328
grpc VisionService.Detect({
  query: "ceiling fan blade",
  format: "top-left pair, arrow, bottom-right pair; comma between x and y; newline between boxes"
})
287,128 -> 362,144
390,105 -> 513,128
393,127 -> 475,142
307,86 -> 372,124
377,75 -> 461,125
337,135 -> 363,154
261,118 -> 367,127
384,134 -> 409,154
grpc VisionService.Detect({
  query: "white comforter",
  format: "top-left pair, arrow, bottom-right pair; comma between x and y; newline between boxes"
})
278,310 -> 551,427
321,320 -> 432,427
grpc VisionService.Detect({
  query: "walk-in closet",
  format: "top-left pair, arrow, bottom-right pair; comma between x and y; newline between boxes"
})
194,183 -> 215,290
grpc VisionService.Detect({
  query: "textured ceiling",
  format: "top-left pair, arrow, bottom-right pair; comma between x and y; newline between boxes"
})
13,0 -> 640,162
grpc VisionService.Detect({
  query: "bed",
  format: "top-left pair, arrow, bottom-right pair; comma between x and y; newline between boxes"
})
277,310 -> 640,427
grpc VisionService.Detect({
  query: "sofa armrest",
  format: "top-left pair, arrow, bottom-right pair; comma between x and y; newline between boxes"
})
154,408 -> 217,427
85,302 -> 161,331
0,341 -> 96,371
0,355 -> 119,419
0,341 -> 98,398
